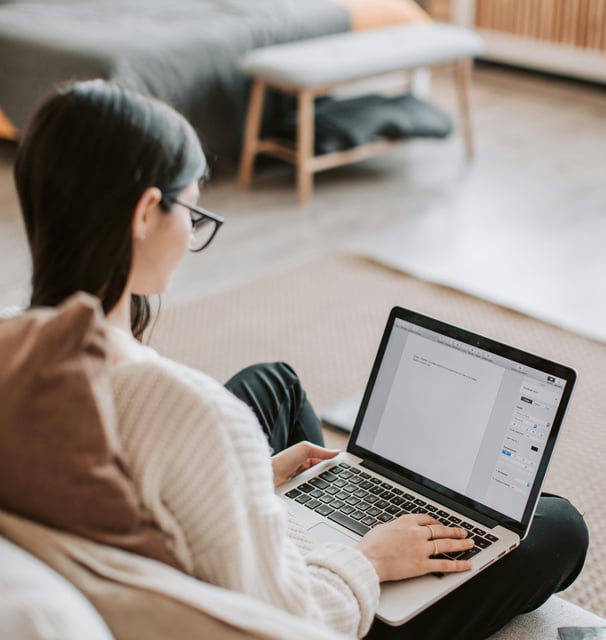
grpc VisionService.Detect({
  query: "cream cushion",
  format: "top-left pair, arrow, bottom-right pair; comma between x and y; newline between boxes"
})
0,509 -> 345,640
0,536 -> 113,640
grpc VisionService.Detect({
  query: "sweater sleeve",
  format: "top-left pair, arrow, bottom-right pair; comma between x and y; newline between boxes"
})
112,358 -> 379,639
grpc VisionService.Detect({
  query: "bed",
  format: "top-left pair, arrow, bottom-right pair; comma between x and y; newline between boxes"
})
0,0 -> 429,159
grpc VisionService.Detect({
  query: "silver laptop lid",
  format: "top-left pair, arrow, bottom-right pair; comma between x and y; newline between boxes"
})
348,306 -> 576,538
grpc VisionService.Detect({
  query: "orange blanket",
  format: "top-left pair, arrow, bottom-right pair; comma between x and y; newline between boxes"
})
0,109 -> 16,140
332,0 -> 431,31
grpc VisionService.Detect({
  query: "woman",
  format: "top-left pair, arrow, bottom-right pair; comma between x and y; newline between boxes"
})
14,80 -> 588,640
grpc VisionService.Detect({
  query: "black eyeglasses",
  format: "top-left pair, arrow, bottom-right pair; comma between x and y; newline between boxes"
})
174,198 -> 224,252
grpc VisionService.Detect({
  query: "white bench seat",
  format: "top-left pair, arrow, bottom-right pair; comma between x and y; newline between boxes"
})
240,23 -> 483,90
238,23 -> 484,204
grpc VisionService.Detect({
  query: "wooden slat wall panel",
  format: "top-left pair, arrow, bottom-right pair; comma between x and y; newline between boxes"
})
475,0 -> 606,50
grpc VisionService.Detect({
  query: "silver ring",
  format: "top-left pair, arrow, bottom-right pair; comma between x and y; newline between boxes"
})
426,524 -> 434,541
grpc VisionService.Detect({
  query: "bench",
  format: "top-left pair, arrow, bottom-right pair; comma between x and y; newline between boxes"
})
238,22 -> 484,204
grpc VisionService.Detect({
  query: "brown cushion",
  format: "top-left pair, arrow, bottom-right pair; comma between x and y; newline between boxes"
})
0,293 -> 180,569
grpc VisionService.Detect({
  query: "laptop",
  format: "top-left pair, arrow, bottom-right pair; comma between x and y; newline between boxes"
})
278,306 -> 576,626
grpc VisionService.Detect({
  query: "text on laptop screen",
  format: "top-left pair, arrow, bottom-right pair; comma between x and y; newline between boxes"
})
356,318 -> 567,521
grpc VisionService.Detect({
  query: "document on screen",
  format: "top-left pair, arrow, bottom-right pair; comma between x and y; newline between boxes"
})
370,332 -> 505,493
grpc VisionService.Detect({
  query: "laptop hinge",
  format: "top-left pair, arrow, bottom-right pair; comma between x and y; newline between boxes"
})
361,459 -> 499,529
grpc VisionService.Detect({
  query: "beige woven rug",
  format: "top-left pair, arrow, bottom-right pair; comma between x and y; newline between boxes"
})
150,253 -> 606,618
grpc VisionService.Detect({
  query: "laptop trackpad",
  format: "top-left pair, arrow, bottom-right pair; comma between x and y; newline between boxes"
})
308,522 -> 358,547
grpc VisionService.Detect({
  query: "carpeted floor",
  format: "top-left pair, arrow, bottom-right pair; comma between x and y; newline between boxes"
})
149,252 -> 606,618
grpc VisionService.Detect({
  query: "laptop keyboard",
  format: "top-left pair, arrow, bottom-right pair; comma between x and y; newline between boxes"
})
285,462 -> 498,562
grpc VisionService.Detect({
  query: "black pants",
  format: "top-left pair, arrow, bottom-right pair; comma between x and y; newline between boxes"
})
366,493 -> 588,639
225,362 -> 589,640
225,361 -> 324,452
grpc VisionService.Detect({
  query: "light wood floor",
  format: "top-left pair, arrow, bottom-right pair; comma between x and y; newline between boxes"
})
0,62 -> 605,312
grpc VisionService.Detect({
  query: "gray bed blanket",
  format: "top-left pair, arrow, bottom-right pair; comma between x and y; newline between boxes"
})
0,0 -> 350,158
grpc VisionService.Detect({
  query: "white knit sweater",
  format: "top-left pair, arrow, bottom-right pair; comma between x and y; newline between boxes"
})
111,346 -> 380,639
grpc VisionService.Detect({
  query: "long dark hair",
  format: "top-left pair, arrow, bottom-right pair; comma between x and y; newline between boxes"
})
14,79 -> 206,338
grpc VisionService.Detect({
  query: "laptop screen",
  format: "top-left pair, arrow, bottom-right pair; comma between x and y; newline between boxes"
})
349,307 -> 576,533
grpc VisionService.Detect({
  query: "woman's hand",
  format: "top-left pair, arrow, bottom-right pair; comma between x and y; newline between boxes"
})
356,514 -> 474,582
271,441 -> 340,488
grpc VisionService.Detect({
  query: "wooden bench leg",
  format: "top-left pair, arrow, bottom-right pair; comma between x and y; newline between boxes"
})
238,80 -> 266,190
454,59 -> 474,161
296,89 -> 315,205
